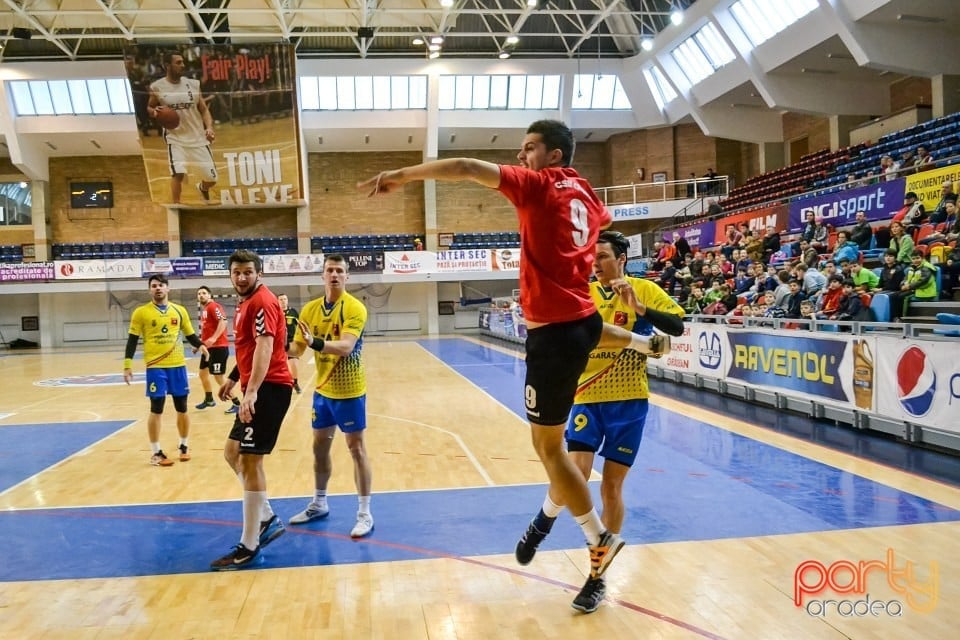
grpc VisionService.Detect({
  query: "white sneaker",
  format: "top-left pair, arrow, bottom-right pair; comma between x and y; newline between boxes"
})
350,512 -> 374,538
289,501 -> 329,524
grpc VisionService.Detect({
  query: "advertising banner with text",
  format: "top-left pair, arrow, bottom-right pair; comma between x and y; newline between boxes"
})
874,336 -> 960,435
661,221 -> 716,249
141,257 -> 203,277
435,249 -> 493,273
723,328 -> 875,411
383,251 -> 437,275
124,43 -> 303,207
607,198 -> 695,221
0,262 -> 55,282
492,248 -> 521,271
905,163 -> 960,209
714,204 -> 789,242
657,324 -> 726,376
54,259 -> 143,280
346,252 -> 384,273
788,179 -> 905,231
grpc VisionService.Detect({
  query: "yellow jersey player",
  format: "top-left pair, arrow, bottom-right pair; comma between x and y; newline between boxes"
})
124,274 -> 207,466
515,229 -> 685,613
287,254 -> 374,538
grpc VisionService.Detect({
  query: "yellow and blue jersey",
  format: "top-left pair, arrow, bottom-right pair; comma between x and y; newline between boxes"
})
128,302 -> 196,368
296,292 -> 367,399
575,276 -> 684,403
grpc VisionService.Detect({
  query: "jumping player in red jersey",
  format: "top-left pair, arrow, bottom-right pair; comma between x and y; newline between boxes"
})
195,285 -> 240,413
211,249 -> 294,571
358,120 -> 668,604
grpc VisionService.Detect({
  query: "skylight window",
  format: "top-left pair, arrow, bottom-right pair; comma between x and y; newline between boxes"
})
8,79 -> 134,116
438,75 -> 561,110
642,66 -> 678,110
571,74 -> 632,110
670,23 -> 736,86
298,76 -> 427,111
730,0 -> 819,47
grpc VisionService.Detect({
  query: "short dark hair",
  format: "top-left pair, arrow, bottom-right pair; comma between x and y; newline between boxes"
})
197,285 -> 211,294
905,191 -> 918,200
829,274 -> 844,284
324,253 -> 349,270
162,50 -> 182,66
229,248 -> 262,273
148,274 -> 168,286
842,278 -> 855,287
911,249 -> 924,258
884,248 -> 897,257
598,230 -> 629,258
526,120 -> 575,167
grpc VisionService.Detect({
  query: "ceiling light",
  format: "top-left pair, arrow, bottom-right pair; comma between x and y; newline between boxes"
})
499,51 -> 511,59
412,37 -> 424,45
428,44 -> 441,52
440,0 -> 454,7
506,35 -> 519,45
641,38 -> 654,51
670,10 -> 683,25
429,51 -> 441,59
430,36 -> 444,45
527,0 -> 537,7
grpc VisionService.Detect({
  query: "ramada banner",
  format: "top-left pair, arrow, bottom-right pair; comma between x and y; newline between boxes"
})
124,43 -> 303,207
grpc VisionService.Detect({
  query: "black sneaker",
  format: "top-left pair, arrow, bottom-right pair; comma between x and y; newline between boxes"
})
571,576 -> 606,613
196,182 -> 211,202
293,382 -> 302,394
210,543 -> 260,571
258,515 -> 285,548
515,521 -> 549,565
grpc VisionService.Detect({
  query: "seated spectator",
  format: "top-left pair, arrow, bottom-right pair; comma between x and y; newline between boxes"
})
889,250 -> 939,320
785,280 -> 807,319
797,239 -> 819,269
683,285 -> 706,314
928,182 -> 958,226
761,225 -> 781,264
821,261 -> 839,280
834,279 -> 866,322
945,245 -> 960,298
707,199 -> 723,216
891,192 -> 925,229
743,230 -> 763,263
850,262 -> 880,290
651,240 -> 677,271
731,248 -> 750,273
688,251 -> 705,280
920,202 -> 958,245
899,150 -> 916,176
876,249 -> 906,293
717,254 -> 734,276
703,280 -> 724,305
720,284 -> 739,314
848,210 -> 873,250
658,260 -> 678,295
810,217 -> 829,252
798,299 -> 816,323
880,154 -> 901,181
773,269 -> 792,309
797,263 -> 827,296
831,230 -> 860,264
816,275 -> 845,319
887,220 -> 915,266
720,224 -> 742,260
703,284 -> 731,316
913,145 -> 934,171
838,259 -> 854,279
733,266 -> 755,295
761,290 -> 786,320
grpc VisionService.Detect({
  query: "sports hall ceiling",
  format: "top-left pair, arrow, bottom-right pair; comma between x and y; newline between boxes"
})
0,0 -> 696,61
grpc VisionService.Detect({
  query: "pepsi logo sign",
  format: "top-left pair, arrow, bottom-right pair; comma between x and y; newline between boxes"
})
896,346 -> 937,417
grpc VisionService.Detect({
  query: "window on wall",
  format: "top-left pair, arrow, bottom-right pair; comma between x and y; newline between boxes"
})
643,66 -> 678,110
298,75 -> 427,110
571,74 -> 631,110
438,75 -> 561,110
8,79 -> 134,116
730,0 -> 819,48
0,181 -> 33,226
671,23 -> 736,86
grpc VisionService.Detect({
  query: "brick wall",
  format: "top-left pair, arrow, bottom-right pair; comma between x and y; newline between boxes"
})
782,113 -> 831,156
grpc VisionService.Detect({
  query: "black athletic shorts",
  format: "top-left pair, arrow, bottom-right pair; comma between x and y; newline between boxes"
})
523,311 -> 602,426
199,346 -> 229,375
228,381 -> 293,455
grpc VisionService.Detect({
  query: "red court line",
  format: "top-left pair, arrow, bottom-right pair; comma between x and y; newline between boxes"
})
18,509 -> 729,640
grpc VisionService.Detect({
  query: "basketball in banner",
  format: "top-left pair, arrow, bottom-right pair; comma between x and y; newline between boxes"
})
124,44 -> 304,207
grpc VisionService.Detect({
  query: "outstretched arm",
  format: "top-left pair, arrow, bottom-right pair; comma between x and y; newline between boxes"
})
358,158 -> 501,196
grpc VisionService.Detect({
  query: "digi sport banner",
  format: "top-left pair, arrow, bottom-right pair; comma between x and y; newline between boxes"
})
124,43 -> 303,207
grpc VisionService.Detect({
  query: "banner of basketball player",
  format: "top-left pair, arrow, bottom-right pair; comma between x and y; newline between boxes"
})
874,336 -> 960,435
124,43 -> 303,207
787,178 -> 906,232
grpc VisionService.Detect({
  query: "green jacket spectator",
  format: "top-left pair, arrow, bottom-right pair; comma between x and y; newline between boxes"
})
850,263 -> 880,290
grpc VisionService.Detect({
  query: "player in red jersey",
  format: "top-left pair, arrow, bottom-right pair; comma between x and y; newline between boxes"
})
195,285 -> 240,413
358,120 -> 668,600
211,249 -> 294,571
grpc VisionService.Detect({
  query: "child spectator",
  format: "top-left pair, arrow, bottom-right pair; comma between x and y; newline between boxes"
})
816,275 -> 845,319
785,280 -> 807,319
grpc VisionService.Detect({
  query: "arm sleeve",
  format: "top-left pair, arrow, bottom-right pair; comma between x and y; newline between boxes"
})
124,334 -> 140,361
642,307 -> 685,336
186,333 -> 203,348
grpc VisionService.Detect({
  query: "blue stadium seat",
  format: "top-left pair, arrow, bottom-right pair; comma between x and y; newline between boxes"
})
870,293 -> 891,323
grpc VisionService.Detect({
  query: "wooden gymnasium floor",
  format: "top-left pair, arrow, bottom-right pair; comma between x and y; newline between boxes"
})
0,337 -> 957,639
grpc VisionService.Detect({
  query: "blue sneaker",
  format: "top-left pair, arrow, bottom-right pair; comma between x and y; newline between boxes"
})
224,404 -> 240,415
195,399 -> 216,410
259,515 -> 285,548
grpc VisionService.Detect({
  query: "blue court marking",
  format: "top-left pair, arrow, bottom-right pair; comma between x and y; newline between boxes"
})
0,420 -> 133,493
1,338 -> 959,581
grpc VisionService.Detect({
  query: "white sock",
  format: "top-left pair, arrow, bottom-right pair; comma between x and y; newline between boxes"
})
261,499 -> 274,521
179,437 -> 188,447
358,495 -> 372,515
574,510 -> 604,546
542,495 -> 563,518
241,491 -> 266,550
150,442 -> 161,454
314,490 -> 328,509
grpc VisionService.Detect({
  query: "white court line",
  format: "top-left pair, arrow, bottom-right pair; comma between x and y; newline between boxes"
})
0,413 -> 13,421
370,412 -> 495,486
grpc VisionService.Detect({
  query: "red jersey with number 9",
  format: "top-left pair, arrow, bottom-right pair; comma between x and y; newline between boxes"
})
498,164 -> 611,324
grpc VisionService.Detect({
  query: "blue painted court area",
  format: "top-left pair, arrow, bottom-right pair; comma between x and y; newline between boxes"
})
1,339 -> 958,582
0,420 -> 132,492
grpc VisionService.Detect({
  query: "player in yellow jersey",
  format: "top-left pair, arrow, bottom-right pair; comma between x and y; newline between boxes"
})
286,254 -> 374,538
124,274 -> 208,466
515,230 -> 685,613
